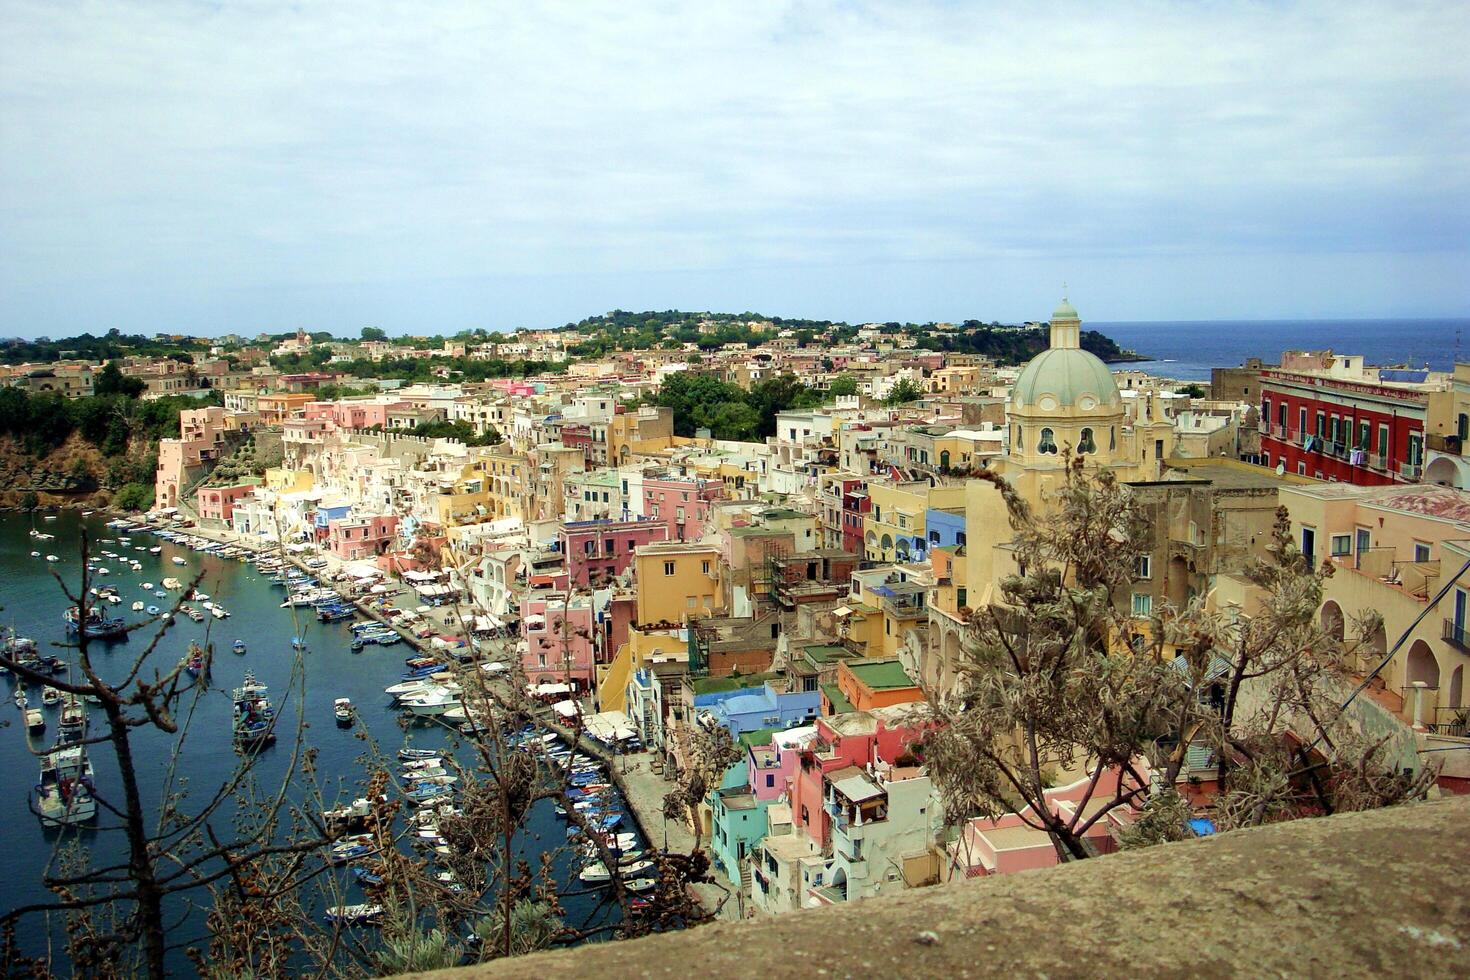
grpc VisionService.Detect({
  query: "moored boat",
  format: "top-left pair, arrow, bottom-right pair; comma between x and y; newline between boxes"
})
334,697 -> 355,726
35,745 -> 97,827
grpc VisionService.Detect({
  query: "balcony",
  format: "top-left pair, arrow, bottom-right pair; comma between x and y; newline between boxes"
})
1429,705 -> 1470,738
1443,618 -> 1470,652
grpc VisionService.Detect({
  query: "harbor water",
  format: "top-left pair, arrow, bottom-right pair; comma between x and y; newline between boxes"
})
0,510 -> 631,972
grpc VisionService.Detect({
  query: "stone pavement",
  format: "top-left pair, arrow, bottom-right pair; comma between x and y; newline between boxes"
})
614,751 -> 741,921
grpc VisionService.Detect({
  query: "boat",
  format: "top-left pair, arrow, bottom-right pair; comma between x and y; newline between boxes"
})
149,546 -> 162,554
15,685 -> 28,708
405,784 -> 454,805
141,582 -> 154,590
41,686 -> 62,707
145,606 -> 160,616
154,590 -> 166,598
30,551 -> 40,558
59,698 -> 87,743
26,708 -> 45,732
624,877 -> 657,894
323,797 -> 380,831
618,859 -> 654,878
162,577 -> 182,590
35,745 -> 97,827
400,691 -> 462,717
292,636 -> 307,650
45,555 -> 58,562
579,862 -> 613,883
131,601 -> 145,612
64,606 -> 128,639
350,639 -> 364,653
172,556 -> 187,566
397,747 -> 441,761
232,639 -> 247,654
232,671 -> 277,749
183,606 -> 204,622
400,757 -> 445,771
329,834 -> 376,864
334,698 -> 355,726
323,904 -> 383,926
183,642 -> 209,677
212,606 -> 228,620
351,865 -> 385,887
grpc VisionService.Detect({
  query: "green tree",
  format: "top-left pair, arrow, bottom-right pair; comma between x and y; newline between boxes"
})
883,377 -> 924,405
113,482 -> 154,511
94,361 -> 146,398
828,374 -> 859,397
20,490 -> 39,512
361,326 -> 387,341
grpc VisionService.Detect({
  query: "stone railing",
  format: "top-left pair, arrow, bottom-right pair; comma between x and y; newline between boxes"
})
404,796 -> 1470,979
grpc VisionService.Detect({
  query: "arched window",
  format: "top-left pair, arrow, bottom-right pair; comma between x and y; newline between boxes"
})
1038,428 -> 1057,454
1110,426 -> 1117,451
939,449 -> 951,470
1013,425 -> 1022,450
1078,428 -> 1096,454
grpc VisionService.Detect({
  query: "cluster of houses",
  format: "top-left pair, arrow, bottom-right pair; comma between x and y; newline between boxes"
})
18,303 -> 1468,913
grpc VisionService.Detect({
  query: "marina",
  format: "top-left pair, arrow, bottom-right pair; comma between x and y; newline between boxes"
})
0,510 -> 647,970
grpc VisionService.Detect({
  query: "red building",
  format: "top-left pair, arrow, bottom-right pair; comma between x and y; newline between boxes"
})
327,514 -> 400,561
558,518 -> 670,587
1259,361 -> 1435,486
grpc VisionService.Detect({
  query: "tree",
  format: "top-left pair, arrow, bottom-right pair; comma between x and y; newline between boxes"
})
94,361 -> 146,398
114,482 -> 154,511
1178,383 -> 1207,399
361,326 -> 387,341
883,377 -> 924,406
827,374 -> 859,398
20,490 -> 39,512
926,459 -> 1432,863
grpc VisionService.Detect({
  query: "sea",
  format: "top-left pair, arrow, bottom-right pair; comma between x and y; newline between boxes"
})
0,511 -> 626,973
1091,318 -> 1470,382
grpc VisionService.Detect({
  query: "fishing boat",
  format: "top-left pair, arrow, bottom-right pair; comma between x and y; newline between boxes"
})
232,671 -> 276,749
25,708 -> 45,732
183,642 -> 209,678
405,783 -> 454,806
323,904 -> 383,926
65,606 -> 128,639
334,698 -> 355,726
35,745 -> 97,827
323,797 -> 380,831
329,834 -> 376,864
579,862 -> 613,883
58,698 -> 87,743
397,747 -> 441,761
232,639 -> 247,654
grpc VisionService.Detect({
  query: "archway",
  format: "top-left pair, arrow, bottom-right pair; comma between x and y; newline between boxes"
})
1424,456 -> 1460,487
1448,665 -> 1464,710
830,867 -> 848,901
939,450 -> 951,471
1405,640 -> 1440,688
1320,601 -> 1345,643
880,534 -> 893,555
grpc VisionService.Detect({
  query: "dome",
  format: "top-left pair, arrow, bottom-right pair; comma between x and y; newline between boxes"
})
1051,298 -> 1079,321
1010,347 -> 1121,412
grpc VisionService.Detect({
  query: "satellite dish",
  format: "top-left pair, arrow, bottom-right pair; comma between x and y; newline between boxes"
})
1275,462 -> 1286,476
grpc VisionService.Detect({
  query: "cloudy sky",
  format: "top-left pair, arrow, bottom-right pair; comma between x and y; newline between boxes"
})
1,1 -> 1467,337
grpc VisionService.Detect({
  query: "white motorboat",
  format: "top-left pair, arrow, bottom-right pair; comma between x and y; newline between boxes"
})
45,555 -> 58,562
334,698 -> 355,725
400,691 -> 463,717
132,601 -> 145,612
30,551 -> 40,558
149,546 -> 162,554
172,556 -> 187,566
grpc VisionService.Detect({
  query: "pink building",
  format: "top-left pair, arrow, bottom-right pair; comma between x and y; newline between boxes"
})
154,407 -> 245,510
197,484 -> 254,523
305,400 -> 389,429
490,379 -> 538,397
643,475 -> 725,542
790,711 -> 932,848
558,519 -> 670,587
327,514 -> 400,561
521,593 -> 596,690
947,767 -> 1138,879
747,726 -> 818,803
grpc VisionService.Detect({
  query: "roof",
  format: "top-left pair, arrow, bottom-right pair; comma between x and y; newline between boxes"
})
1011,347 -> 1122,412
821,682 -> 855,714
830,769 -> 885,804
844,658 -> 918,691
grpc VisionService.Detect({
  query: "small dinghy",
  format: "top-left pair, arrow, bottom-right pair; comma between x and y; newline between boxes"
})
232,639 -> 247,654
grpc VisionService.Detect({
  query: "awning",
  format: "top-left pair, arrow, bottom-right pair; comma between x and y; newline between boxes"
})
552,699 -> 581,719
529,682 -> 571,696
833,605 -> 853,617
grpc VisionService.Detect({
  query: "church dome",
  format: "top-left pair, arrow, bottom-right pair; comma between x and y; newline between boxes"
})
1011,347 -> 1122,413
1011,299 -> 1119,414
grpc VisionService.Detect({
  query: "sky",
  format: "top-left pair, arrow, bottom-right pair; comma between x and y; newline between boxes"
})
1,1 -> 1468,338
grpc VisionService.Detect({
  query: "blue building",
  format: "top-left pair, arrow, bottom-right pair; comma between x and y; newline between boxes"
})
923,507 -> 966,550
693,683 -> 822,738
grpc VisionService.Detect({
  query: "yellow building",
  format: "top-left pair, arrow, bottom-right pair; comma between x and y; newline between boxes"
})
596,626 -> 688,713
864,482 -> 965,562
633,541 -> 726,625
264,467 -> 314,493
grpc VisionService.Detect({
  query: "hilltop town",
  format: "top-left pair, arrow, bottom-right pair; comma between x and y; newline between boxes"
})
3,299 -> 1467,918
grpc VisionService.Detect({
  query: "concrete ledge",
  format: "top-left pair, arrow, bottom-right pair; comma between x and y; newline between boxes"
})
406,796 -> 1470,979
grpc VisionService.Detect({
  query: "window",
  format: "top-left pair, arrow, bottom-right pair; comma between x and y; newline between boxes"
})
1414,542 -> 1431,562
1331,534 -> 1352,557
1357,421 -> 1370,451
1136,555 -> 1152,579
687,596 -> 697,609
702,560 -> 711,574
1078,427 -> 1096,454
1316,411 -> 1325,436
1298,462 -> 1307,475
956,587 -> 967,608
1299,407 -> 1307,438
766,774 -> 775,788
663,561 -> 675,576
1038,427 -> 1057,454
1131,592 -> 1152,616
